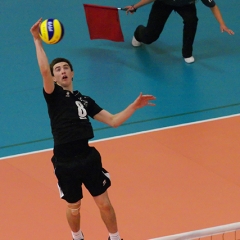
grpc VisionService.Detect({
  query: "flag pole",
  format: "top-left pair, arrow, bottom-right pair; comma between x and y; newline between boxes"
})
117,7 -> 136,12
117,7 -> 127,11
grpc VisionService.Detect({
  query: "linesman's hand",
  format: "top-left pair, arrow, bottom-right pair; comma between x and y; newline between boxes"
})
220,24 -> 234,35
124,5 -> 137,14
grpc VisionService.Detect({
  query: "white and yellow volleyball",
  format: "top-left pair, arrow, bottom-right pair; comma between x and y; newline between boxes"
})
39,19 -> 64,44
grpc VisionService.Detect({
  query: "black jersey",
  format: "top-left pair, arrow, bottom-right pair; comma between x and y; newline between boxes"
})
43,84 -> 102,146
161,0 -> 216,7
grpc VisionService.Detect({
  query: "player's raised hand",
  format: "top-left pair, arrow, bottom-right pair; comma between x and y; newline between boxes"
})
30,18 -> 42,39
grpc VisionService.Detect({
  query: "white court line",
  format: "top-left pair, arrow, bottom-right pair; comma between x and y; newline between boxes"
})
1,113 -> 240,161
149,222 -> 240,240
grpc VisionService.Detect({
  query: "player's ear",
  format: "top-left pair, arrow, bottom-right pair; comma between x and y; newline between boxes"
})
71,71 -> 74,81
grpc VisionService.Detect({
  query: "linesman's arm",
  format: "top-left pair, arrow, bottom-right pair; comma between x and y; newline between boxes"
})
201,0 -> 234,35
124,0 -> 155,14
210,5 -> 234,35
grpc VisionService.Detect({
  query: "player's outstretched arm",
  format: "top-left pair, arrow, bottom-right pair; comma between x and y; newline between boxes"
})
210,5 -> 234,35
94,93 -> 156,127
30,18 -> 55,94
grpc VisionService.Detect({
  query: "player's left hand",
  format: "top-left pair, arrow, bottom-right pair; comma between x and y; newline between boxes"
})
133,93 -> 156,109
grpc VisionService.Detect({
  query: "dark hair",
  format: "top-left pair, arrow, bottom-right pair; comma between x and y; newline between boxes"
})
49,58 -> 73,76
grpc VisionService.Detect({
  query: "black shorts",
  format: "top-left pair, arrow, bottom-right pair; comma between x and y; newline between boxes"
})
51,146 -> 111,203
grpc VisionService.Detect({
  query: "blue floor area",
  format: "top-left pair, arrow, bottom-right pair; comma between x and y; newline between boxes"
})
0,0 -> 239,158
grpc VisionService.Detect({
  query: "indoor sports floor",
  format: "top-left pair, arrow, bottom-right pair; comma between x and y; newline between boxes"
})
1,0 -> 240,239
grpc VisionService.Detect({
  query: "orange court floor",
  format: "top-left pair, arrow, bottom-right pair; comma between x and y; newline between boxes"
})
1,115 -> 240,240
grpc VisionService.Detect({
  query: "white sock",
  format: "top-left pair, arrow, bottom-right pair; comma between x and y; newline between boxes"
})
71,230 -> 84,240
109,231 -> 121,240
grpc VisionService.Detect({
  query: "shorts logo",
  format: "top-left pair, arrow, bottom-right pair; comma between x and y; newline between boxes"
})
103,180 -> 106,186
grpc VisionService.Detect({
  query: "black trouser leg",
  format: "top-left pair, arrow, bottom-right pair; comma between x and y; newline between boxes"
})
176,4 -> 198,58
134,1 -> 173,44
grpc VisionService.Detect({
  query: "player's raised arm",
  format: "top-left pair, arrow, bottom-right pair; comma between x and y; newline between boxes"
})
30,18 -> 55,94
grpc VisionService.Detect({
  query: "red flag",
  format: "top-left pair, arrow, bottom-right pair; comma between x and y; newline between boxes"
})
83,4 -> 124,42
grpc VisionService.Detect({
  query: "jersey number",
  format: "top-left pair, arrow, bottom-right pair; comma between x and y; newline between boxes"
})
75,101 -> 87,119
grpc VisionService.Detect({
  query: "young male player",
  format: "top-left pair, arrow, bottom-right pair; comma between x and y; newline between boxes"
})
30,18 -> 156,240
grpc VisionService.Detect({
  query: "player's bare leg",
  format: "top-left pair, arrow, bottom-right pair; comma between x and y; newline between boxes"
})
93,190 -> 119,234
66,201 -> 84,239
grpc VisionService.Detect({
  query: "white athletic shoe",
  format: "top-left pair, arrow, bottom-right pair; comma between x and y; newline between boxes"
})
184,56 -> 195,64
132,36 -> 142,47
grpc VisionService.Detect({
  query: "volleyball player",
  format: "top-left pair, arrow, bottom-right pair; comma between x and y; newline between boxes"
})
30,18 -> 156,240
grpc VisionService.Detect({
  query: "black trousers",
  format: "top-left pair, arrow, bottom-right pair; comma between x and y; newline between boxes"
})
134,1 -> 198,58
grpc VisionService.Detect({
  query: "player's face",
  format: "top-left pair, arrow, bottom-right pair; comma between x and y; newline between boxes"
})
53,62 -> 74,88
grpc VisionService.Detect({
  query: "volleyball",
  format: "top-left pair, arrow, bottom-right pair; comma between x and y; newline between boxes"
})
39,19 -> 64,44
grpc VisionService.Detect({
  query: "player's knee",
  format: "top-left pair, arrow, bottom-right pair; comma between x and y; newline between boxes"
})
97,200 -> 113,212
67,201 -> 81,216
70,207 -> 80,216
